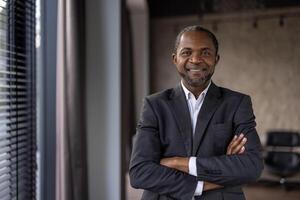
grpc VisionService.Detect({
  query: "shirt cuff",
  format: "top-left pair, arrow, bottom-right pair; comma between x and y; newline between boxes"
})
194,181 -> 204,196
188,157 -> 197,176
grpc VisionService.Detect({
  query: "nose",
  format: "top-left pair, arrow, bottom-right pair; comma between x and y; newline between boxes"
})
189,52 -> 204,64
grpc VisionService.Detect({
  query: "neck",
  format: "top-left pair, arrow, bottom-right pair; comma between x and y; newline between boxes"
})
182,80 -> 210,99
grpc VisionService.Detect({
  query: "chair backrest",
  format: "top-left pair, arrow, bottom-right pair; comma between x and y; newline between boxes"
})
265,131 -> 300,177
266,131 -> 300,147
265,152 -> 300,177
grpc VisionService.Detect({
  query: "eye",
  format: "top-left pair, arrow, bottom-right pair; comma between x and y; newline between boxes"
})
180,50 -> 191,56
201,50 -> 211,57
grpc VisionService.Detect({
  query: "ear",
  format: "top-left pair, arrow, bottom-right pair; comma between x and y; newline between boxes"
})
215,54 -> 220,65
172,53 -> 177,65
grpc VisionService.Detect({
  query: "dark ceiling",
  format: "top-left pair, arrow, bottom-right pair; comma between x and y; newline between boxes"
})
147,0 -> 300,18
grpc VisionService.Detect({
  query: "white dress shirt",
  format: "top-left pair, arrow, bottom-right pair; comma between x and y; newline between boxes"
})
181,81 -> 211,197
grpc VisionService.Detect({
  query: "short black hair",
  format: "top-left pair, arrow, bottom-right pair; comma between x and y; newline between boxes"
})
173,25 -> 219,54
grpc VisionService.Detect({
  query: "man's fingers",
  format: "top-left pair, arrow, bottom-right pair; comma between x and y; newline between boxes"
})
227,134 -> 242,151
227,133 -> 247,155
160,158 -> 172,167
238,146 -> 245,154
231,134 -> 244,147
227,135 -> 239,154
228,135 -> 238,147
231,137 -> 247,154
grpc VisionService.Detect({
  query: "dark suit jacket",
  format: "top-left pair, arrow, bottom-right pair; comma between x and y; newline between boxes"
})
129,82 -> 264,200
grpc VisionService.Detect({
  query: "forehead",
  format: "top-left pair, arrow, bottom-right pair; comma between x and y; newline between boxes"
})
178,31 -> 215,50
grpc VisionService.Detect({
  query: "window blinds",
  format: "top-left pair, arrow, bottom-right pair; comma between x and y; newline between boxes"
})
0,0 -> 36,199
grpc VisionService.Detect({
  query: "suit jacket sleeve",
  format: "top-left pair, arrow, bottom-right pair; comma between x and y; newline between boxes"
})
129,98 -> 197,200
195,95 -> 264,186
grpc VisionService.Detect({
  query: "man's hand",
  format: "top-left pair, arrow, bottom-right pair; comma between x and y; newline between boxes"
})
160,157 -> 189,173
203,181 -> 223,191
226,133 -> 247,155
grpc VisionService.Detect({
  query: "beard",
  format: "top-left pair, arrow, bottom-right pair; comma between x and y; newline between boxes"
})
178,68 -> 214,88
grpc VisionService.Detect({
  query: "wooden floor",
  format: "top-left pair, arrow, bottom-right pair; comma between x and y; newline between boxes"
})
244,184 -> 300,200
127,171 -> 300,200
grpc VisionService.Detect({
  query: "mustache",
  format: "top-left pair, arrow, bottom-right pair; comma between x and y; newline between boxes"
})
186,63 -> 209,70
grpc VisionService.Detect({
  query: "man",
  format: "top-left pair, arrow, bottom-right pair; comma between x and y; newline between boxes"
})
129,25 -> 263,200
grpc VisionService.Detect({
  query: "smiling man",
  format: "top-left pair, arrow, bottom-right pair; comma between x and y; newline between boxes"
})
129,25 -> 263,200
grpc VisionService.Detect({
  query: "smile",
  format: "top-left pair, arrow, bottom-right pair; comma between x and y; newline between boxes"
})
189,69 -> 201,72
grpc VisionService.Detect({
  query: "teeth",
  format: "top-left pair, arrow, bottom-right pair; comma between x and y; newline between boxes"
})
190,69 -> 201,72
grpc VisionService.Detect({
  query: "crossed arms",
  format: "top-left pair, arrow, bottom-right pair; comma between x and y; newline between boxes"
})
160,134 -> 248,192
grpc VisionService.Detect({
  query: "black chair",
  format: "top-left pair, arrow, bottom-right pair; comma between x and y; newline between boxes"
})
264,131 -> 300,189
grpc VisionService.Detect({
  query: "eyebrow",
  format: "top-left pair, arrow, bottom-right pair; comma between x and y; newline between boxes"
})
180,48 -> 192,51
202,47 -> 213,51
179,47 -> 213,52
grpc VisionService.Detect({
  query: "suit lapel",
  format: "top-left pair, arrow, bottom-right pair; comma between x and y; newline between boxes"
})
192,83 -> 222,155
167,85 -> 193,156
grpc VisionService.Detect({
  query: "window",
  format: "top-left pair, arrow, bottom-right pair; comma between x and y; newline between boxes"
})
0,0 -> 36,199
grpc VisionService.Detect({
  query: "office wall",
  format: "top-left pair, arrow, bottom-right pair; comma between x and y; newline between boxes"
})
150,10 -> 300,142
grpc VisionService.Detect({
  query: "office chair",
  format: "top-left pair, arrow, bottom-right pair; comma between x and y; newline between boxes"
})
264,131 -> 300,189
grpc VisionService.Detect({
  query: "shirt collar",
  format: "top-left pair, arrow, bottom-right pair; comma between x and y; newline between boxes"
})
181,80 -> 211,100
